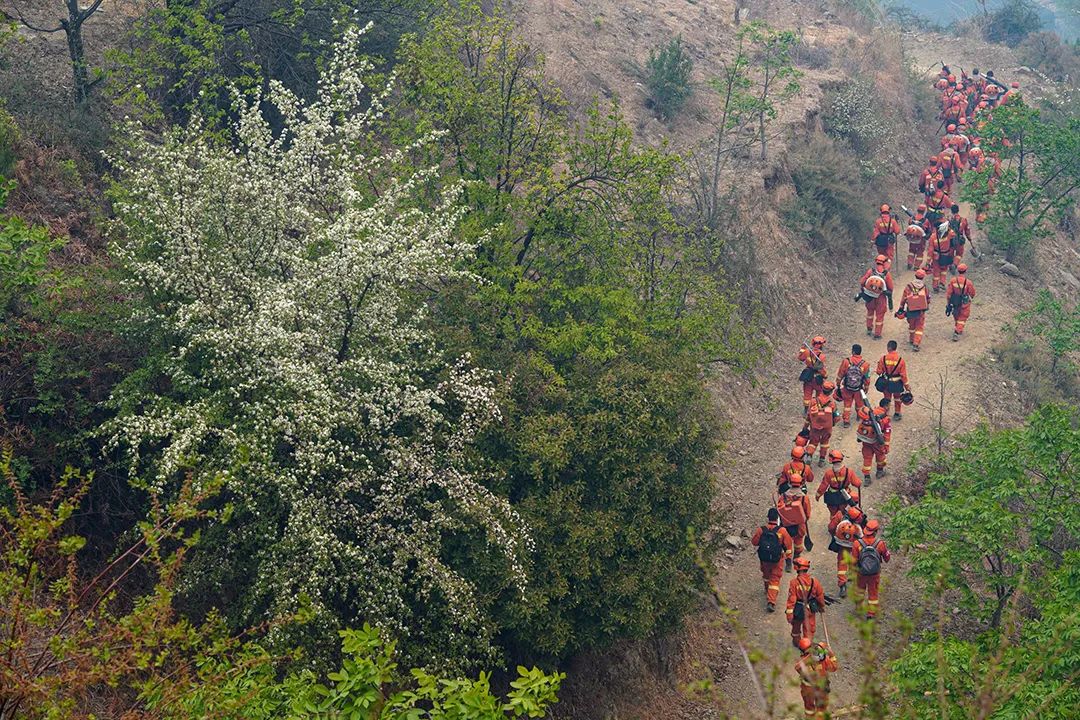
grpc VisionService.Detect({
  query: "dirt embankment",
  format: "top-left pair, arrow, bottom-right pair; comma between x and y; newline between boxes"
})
510,2 -> 1077,718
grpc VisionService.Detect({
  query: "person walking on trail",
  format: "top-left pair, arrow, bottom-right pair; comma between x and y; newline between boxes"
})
752,508 -> 794,613
796,639 -> 838,720
946,263 -> 976,340
926,181 -> 952,229
930,220 -> 958,292
828,505 -> 864,598
870,205 -> 901,263
939,145 -> 961,193
816,449 -> 862,517
856,398 -> 892,484
786,557 -> 827,648
779,446 -> 816,494
777,480 -> 812,562
835,345 -> 870,426
897,269 -> 931,351
852,518 -> 891,620
948,204 -> 972,264
805,381 -> 839,466
797,337 -> 828,412
904,209 -> 928,270
918,157 -> 944,196
875,340 -> 911,420
857,255 -> 893,339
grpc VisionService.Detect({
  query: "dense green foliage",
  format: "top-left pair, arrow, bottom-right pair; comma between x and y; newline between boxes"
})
646,36 -> 694,120
983,0 -> 1044,46
886,406 -> 1080,717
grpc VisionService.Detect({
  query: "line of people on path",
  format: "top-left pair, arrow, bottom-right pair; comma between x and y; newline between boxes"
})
753,62 -> 1005,719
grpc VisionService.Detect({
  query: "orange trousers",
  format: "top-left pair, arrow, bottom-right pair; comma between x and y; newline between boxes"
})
806,427 -> 832,459
790,611 -> 817,646
835,548 -> 851,587
784,523 -> 808,556
907,242 -> 926,269
860,442 -> 888,475
760,561 -> 784,604
839,388 -> 865,424
864,296 -> 887,337
801,685 -> 829,719
906,310 -> 926,346
802,381 -> 819,407
953,303 -> 971,334
857,572 -> 881,617
932,259 -> 953,290
882,391 -> 904,415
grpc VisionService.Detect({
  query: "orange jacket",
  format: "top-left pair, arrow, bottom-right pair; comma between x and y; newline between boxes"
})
852,534 -> 891,570
816,466 -> 861,500
946,277 -> 976,305
876,352 -> 909,387
779,460 -> 815,490
798,346 -> 826,374
900,282 -> 930,311
835,355 -> 869,392
870,216 -> 901,242
939,148 -> 960,172
927,189 -> 952,211
856,406 -> 891,446
859,267 -> 894,297
795,648 -> 838,689
919,167 -> 944,193
807,394 -> 837,432
949,213 -> 972,243
786,574 -> 826,618
751,521 -> 794,560
931,230 -> 956,262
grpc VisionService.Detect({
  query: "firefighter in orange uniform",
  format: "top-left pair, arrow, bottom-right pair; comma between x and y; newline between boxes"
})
751,508 -> 794,613
797,336 -> 828,411
835,345 -> 870,426
925,181 -> 952,230
857,398 -> 892,484
828,505 -> 864,597
876,340 -> 911,420
779,446 -> 816,494
786,557 -> 827,648
918,157 -> 944,196
852,518 -> 891,620
815,448 -> 862,517
857,255 -> 893,339
796,639 -> 839,720
777,480 -> 812,561
897,269 -> 931,350
947,204 -> 972,262
946,263 -> 976,340
870,205 -> 901,263
805,381 -> 839,466
930,221 -> 958,291
904,209 -> 928,270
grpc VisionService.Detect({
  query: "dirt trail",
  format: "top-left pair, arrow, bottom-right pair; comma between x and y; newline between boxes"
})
711,130 -> 1027,719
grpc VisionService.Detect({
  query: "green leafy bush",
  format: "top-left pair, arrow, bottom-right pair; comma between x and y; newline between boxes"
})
646,36 -> 694,120
984,0 -> 1044,46
822,79 -> 896,177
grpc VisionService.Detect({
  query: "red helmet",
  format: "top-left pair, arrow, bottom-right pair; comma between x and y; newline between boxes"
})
917,203 -> 927,212
798,637 -> 813,652
915,268 -> 927,279
957,263 -> 968,273
812,335 -> 826,346
847,507 -> 863,522
795,435 -> 809,448
822,380 -> 836,392
794,557 -> 811,572
865,519 -> 880,533
875,254 -> 888,265
880,204 -> 891,213
1011,81 -> 1019,88
947,123 -> 956,132
929,155 -> 938,164
792,446 -> 806,460
828,449 -> 844,463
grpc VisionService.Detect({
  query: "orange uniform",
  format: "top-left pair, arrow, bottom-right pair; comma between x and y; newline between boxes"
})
925,187 -> 951,228
816,465 -> 861,516
875,351 -> 910,416
856,405 -> 891,480
947,211 -> 971,260
946,275 -> 976,336
904,220 -> 927,270
805,391 -> 838,461
939,147 -> 961,191
828,508 -> 864,589
777,487 -> 812,558
835,354 -> 869,425
899,279 -> 931,348
870,214 -> 901,262
918,164 -> 944,196
786,572 -> 827,647
779,458 -> 816,493
796,644 -> 839,720
858,264 -> 893,338
751,521 -> 794,607
852,531 -> 891,618
930,226 -> 957,291
797,343 -> 827,409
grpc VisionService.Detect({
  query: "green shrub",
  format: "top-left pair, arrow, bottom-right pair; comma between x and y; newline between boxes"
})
0,109 -> 17,179
1017,31 -> 1080,83
646,36 -> 693,120
984,0 -> 1044,46
822,79 -> 896,177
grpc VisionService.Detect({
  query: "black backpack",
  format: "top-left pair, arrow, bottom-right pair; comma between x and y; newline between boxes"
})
757,526 -> 783,563
857,539 -> 882,576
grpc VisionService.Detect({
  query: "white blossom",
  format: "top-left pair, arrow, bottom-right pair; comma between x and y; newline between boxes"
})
105,25 -> 529,668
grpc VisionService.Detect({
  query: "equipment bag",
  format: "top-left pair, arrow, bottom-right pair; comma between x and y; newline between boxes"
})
757,526 -> 784,563
842,361 -> 866,392
799,367 -> 816,383
792,598 -> 806,622
824,488 -> 847,507
857,540 -> 882,576
874,375 -> 889,393
828,536 -> 843,553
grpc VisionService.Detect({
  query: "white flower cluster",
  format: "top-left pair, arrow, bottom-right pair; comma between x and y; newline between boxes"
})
106,25 -> 529,664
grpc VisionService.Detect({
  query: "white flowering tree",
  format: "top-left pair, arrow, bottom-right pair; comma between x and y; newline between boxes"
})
105,25 -> 528,669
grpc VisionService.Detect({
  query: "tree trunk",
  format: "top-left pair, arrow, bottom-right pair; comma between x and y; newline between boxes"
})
62,0 -> 91,104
